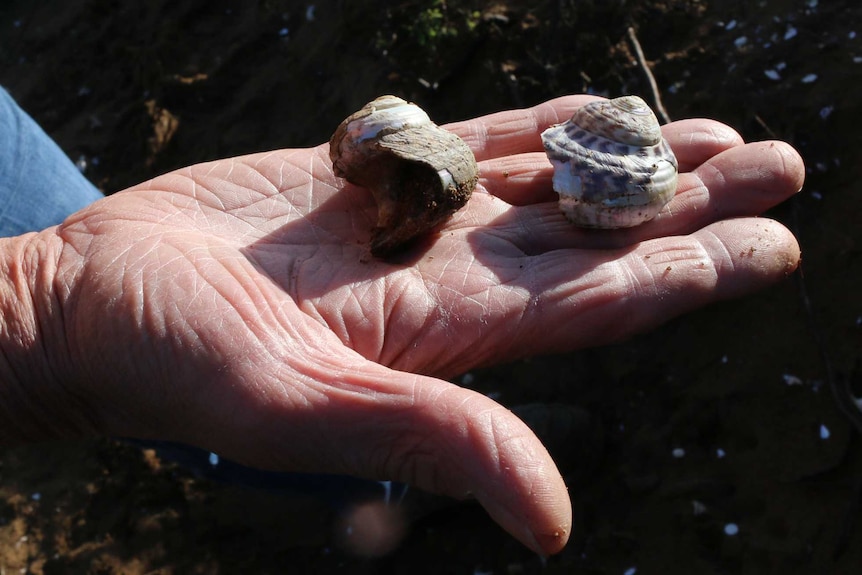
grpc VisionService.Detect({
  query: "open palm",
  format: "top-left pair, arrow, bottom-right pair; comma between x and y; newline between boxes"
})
24,95 -> 802,554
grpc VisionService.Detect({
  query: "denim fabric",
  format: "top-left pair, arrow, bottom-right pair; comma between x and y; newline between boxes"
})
0,86 -> 103,237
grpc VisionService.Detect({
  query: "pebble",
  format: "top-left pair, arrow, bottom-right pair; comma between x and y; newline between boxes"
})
783,373 -> 803,386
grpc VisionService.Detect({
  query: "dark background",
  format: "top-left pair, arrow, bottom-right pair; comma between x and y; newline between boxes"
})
1,0 -> 861,572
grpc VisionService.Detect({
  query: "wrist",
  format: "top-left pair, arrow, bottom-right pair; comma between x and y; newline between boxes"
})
0,230 -> 98,444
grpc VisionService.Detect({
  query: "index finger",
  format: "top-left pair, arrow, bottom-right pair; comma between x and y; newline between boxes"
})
664,118 -> 745,172
444,95 -> 601,162
447,95 -> 747,171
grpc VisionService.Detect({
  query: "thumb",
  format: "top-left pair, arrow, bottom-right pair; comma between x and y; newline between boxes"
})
360,366 -> 572,555
261,359 -> 573,555
413,377 -> 572,555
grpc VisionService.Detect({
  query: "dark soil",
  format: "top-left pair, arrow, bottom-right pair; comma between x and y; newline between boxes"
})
1,0 -> 861,573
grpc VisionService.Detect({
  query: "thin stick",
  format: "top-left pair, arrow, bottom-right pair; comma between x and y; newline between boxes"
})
626,26 -> 672,124
754,114 -> 779,139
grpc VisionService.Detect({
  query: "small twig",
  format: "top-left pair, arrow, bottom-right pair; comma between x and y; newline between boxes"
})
790,200 -> 862,436
754,114 -> 779,139
626,26 -> 672,124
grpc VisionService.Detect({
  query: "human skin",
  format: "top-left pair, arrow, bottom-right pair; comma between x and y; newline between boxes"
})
0,95 -> 803,555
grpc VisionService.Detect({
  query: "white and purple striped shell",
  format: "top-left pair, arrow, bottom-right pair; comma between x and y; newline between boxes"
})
541,96 -> 678,229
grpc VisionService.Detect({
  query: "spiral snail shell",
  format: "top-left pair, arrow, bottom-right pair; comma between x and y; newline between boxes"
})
329,95 -> 479,257
541,95 -> 678,229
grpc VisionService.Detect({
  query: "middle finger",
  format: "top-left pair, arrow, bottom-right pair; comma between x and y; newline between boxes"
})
474,139 -> 804,252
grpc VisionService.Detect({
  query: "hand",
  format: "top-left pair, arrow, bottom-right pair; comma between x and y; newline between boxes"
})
0,95 -> 803,555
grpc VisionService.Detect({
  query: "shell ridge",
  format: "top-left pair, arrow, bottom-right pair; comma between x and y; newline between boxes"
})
540,95 -> 678,228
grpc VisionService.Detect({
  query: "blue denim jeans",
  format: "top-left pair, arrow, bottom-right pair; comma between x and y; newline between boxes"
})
0,86 -> 398,507
0,87 -> 104,236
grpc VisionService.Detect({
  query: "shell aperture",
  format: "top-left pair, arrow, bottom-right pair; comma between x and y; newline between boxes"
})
541,95 -> 678,229
329,95 -> 478,257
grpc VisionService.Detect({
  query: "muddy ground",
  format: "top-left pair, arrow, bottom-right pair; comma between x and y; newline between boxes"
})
1,0 -> 861,573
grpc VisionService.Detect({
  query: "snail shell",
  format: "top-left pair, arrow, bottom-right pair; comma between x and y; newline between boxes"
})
329,95 -> 478,257
541,95 -> 678,229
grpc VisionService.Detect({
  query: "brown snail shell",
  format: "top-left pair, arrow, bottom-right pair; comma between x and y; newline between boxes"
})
541,95 -> 678,229
329,95 -> 478,257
